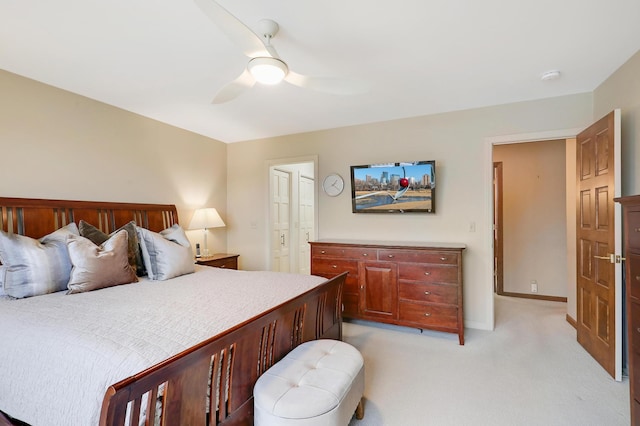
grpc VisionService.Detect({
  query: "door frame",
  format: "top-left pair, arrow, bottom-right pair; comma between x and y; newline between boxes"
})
484,128 -> 583,330
493,161 -> 504,295
265,155 -> 318,271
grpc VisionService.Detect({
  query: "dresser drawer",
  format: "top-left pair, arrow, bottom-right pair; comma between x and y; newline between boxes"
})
398,282 -> 458,305
378,249 -> 458,265
633,349 -> 640,400
629,254 -> 640,301
398,264 -> 458,283
312,267 -> 359,294
629,211 -> 640,249
631,301 -> 640,352
312,245 -> 377,260
633,396 -> 640,423
398,302 -> 458,329
311,258 -> 358,275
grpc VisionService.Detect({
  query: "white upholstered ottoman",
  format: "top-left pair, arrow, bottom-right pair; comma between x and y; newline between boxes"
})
254,339 -> 365,426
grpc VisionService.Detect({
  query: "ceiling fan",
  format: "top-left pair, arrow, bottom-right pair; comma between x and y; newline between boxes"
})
194,0 -> 368,103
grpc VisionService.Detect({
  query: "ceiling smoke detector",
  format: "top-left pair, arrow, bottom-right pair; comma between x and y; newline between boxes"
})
541,70 -> 561,81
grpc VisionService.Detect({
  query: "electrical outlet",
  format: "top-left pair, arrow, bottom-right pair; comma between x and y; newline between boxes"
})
530,280 -> 538,293
469,221 -> 476,232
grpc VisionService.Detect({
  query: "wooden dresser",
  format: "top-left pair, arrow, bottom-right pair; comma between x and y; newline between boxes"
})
615,195 -> 640,424
310,240 -> 465,344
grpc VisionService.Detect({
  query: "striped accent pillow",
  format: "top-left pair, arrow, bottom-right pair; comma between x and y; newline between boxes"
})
0,223 -> 79,298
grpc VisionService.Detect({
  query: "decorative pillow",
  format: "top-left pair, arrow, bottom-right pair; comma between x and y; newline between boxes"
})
66,230 -> 138,294
79,220 -> 145,276
137,224 -> 195,281
0,223 -> 79,298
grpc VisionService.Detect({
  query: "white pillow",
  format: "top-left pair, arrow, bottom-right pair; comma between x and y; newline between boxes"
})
137,224 -> 195,281
66,230 -> 138,294
0,267 -> 5,297
0,223 -> 79,298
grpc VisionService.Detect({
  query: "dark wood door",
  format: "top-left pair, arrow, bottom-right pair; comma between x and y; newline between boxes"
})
359,262 -> 397,320
576,110 -> 621,379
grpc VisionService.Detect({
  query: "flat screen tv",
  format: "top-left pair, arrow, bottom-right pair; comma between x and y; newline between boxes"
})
350,160 -> 435,213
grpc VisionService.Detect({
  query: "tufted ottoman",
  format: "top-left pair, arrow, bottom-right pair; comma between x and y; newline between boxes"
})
254,339 -> 365,425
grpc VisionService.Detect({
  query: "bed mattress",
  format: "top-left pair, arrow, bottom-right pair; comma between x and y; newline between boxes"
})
0,266 -> 325,426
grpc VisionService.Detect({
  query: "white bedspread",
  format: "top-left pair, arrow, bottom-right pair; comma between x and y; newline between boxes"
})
0,266 -> 325,426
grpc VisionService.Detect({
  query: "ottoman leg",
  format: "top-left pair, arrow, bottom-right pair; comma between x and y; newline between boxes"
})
355,398 -> 365,420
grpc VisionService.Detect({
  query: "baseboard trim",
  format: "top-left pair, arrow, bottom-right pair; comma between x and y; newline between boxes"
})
566,314 -> 577,329
501,292 -> 567,303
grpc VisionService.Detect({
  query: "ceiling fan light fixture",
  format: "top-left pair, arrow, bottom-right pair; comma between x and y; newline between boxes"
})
248,57 -> 288,85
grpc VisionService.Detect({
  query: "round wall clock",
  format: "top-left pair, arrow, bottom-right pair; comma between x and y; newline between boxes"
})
322,173 -> 345,196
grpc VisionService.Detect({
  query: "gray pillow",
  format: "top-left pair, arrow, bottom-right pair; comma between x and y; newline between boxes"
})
78,220 -> 145,276
137,224 -> 195,281
0,223 -> 79,298
66,230 -> 138,294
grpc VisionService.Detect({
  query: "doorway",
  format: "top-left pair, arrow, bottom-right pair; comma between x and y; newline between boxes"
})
268,158 -> 317,274
485,115 -> 622,381
492,140 -> 569,302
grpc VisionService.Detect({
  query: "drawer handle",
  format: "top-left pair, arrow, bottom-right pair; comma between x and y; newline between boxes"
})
637,276 -> 640,281
637,327 -> 640,334
321,250 -> 326,254
362,253 -> 368,257
440,257 -> 446,261
424,313 -> 431,317
220,265 -> 226,268
424,272 -> 431,276
332,265 -> 338,269
635,228 -> 640,233
387,254 -> 394,258
424,291 -> 431,295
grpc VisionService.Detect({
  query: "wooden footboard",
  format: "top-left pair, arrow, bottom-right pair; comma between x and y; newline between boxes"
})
99,272 -> 346,426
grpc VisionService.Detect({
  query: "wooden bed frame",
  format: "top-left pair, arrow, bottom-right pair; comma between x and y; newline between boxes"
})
0,197 -> 345,426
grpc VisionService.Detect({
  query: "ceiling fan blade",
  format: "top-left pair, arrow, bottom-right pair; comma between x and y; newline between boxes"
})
212,69 -> 256,104
194,0 -> 270,58
285,71 -> 369,95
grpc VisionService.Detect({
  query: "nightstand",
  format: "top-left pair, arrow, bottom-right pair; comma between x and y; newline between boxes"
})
195,253 -> 239,270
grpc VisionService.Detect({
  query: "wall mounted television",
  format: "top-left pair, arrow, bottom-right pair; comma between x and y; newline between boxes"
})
350,160 -> 435,213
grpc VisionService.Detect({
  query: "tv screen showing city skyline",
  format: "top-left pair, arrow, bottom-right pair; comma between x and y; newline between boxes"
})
350,160 -> 435,213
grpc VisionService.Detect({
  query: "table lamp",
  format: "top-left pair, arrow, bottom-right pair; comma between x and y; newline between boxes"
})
189,207 -> 226,256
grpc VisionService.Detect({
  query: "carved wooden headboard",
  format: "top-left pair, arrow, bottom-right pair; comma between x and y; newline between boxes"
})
0,197 -> 178,238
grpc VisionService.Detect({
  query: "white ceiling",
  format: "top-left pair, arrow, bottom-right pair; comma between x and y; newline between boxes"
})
1,0 -> 639,143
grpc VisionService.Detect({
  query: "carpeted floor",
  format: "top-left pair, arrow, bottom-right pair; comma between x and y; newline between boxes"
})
346,295 -> 629,426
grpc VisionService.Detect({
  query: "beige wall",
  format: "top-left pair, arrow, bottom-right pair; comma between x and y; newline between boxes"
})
594,49 -> 640,196
493,140 -> 567,297
227,94 -> 593,330
0,70 -> 229,253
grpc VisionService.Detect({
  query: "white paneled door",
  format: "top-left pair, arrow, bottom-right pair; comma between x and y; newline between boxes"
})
299,175 -> 315,274
271,168 -> 290,272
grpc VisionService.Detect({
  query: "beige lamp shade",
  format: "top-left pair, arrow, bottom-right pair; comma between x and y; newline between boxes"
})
189,208 -> 226,230
189,208 -> 226,256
